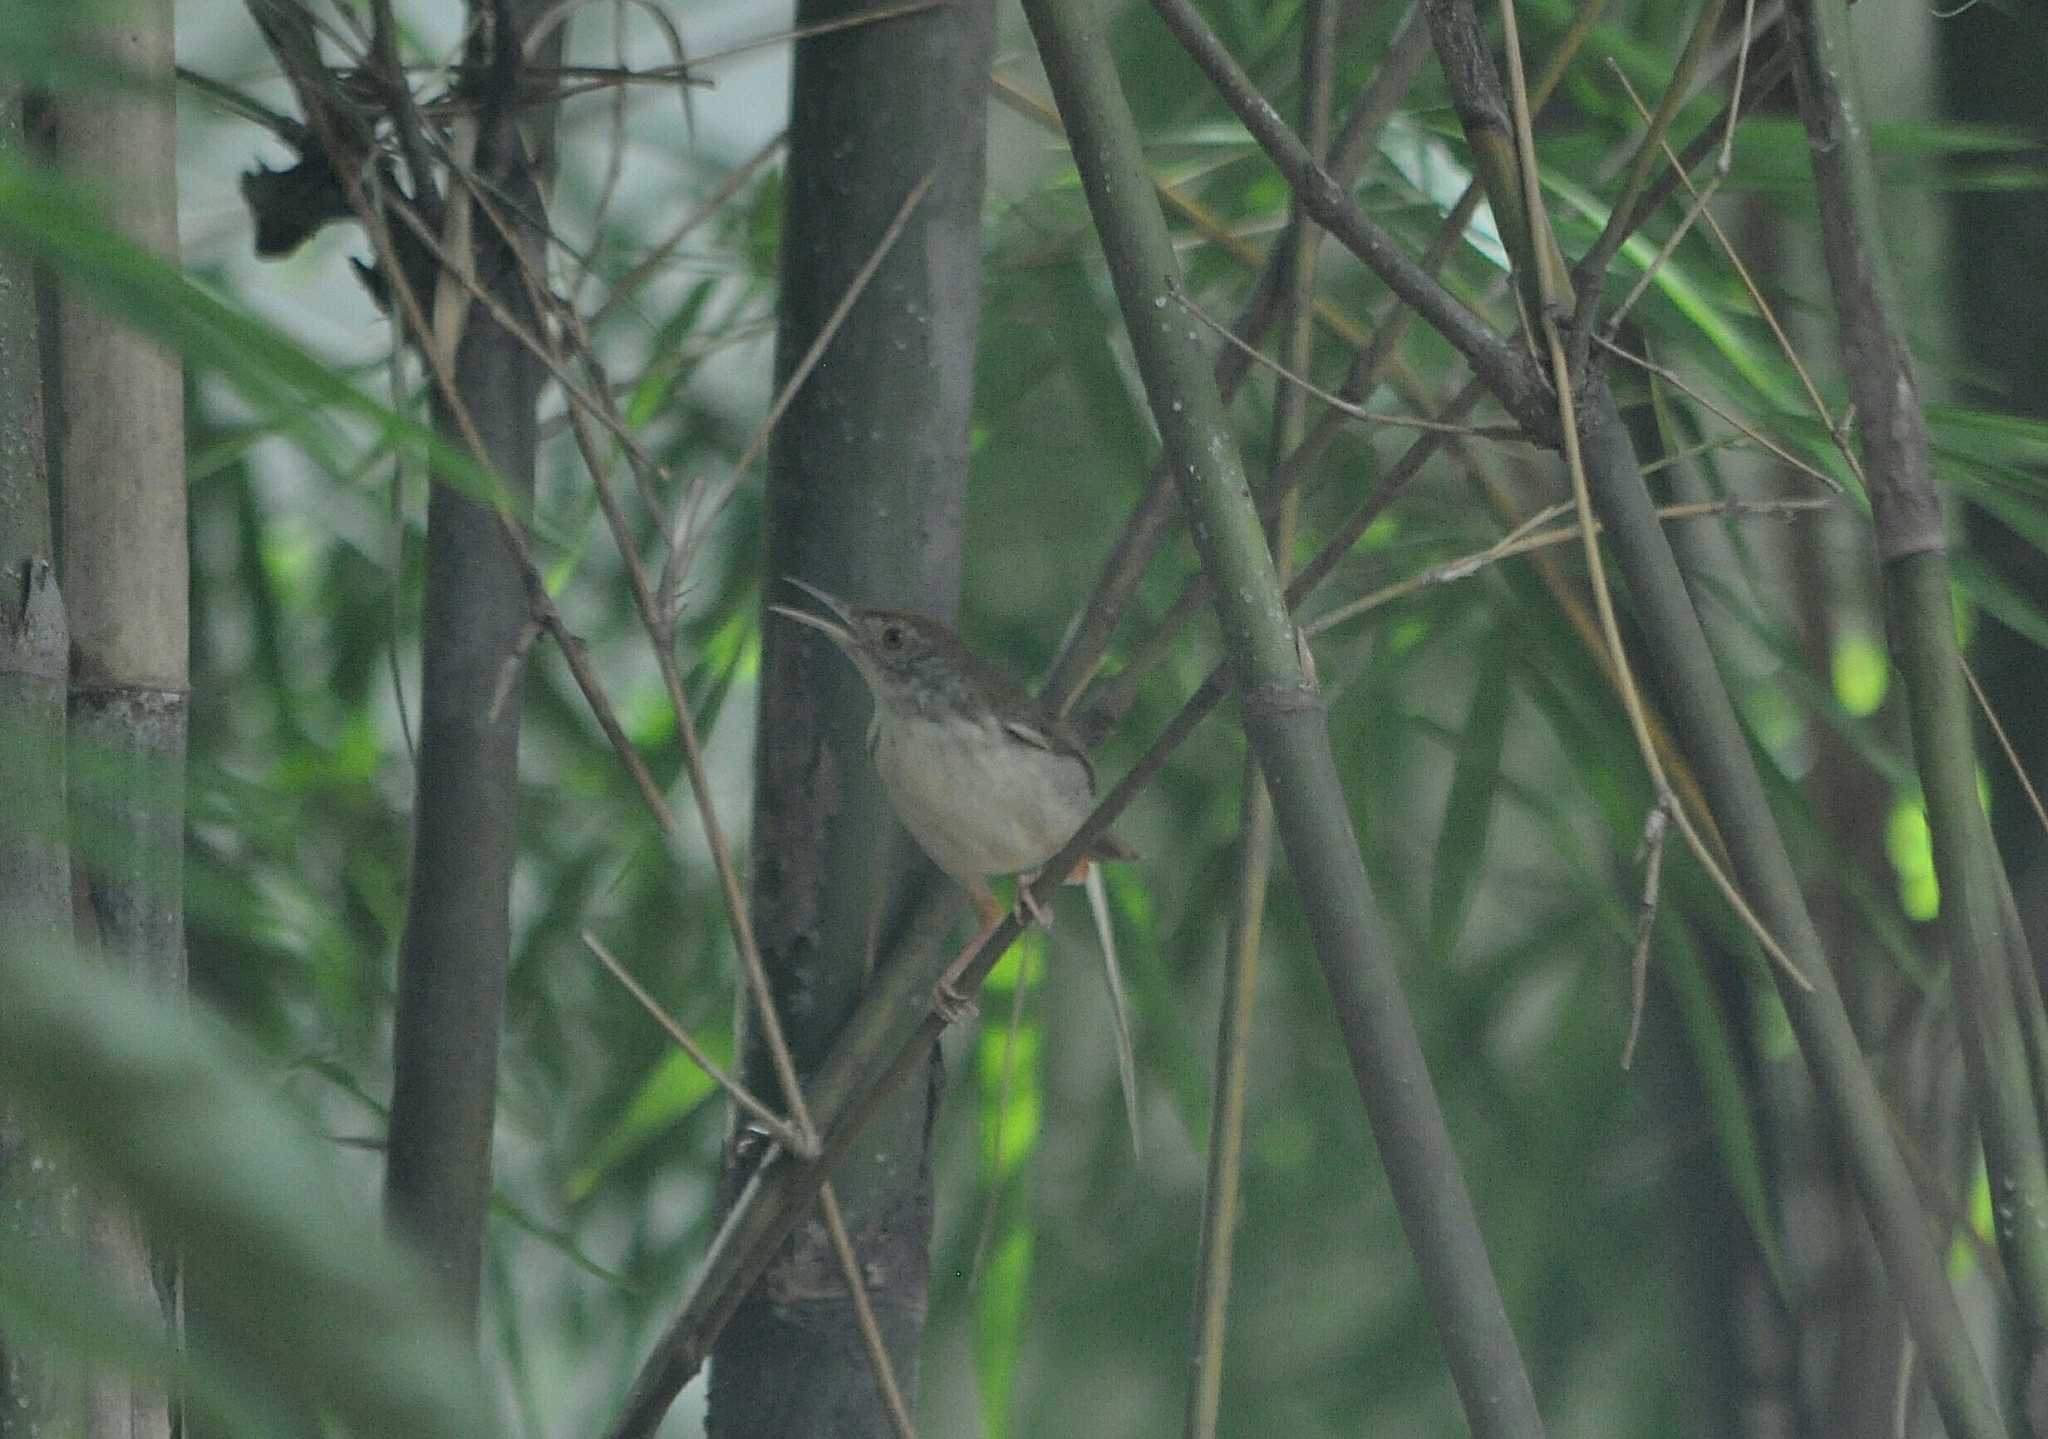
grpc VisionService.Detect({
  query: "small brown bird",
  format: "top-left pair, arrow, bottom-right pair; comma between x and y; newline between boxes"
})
770,577 -> 1142,1154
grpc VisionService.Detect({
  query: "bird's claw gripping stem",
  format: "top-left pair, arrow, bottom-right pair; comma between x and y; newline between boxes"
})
1013,881 -> 1054,930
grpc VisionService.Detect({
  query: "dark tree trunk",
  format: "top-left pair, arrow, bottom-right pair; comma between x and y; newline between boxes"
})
708,0 -> 997,1432
381,12 -> 554,1328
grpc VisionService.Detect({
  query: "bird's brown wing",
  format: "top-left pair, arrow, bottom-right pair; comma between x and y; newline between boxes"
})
1002,715 -> 1098,789
1001,717 -> 1138,863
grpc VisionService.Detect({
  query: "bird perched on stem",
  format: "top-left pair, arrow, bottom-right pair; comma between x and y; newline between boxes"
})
769,577 -> 1142,1156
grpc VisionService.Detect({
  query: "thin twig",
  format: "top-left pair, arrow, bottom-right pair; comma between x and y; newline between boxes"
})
1306,496 -> 1832,636
1891,1332 -> 1916,1439
1497,0 -> 1809,989
1964,658 -> 2048,839
659,168 -> 938,617
816,1183 -> 920,1439
1177,289 -> 1525,442
1567,0 -> 1726,367
366,0 -> 444,221
544,0 -> 950,104
1718,0 -> 1760,176
1599,161 -> 1724,341
569,0 -> 633,311
534,608 -> 679,825
591,129 -> 787,330
1601,63 -> 1866,491
522,0 -> 694,129
1622,795 -> 1670,1069
1639,431 -> 1750,476
175,63 -> 306,141
583,932 -> 812,1154
380,285 -> 419,765
1592,333 -> 1844,493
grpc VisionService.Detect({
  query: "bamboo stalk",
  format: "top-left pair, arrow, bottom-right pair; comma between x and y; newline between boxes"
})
1791,0 -> 2048,1384
1185,5 -> 1333,1431
1791,0 -> 2048,1365
44,2 -> 187,1432
1030,0 -> 1547,1432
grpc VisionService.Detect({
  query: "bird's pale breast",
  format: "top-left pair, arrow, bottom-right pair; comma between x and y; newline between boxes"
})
871,709 -> 1096,880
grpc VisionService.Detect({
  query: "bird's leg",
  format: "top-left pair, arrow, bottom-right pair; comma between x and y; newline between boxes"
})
934,877 -> 1006,1025
932,868 -> 1082,1024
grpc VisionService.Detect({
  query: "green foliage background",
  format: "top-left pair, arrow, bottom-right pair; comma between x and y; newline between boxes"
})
6,0 -> 2048,1435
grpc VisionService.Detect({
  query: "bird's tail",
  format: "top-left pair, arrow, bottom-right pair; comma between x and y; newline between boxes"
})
1084,863 -> 1142,1159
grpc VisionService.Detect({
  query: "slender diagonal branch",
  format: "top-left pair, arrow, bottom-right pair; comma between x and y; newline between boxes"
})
1146,0 -> 1556,440
1186,6 -> 1334,1430
1026,9 -> 1436,706
1565,0 -> 1725,360
1045,0 -> 1615,718
1038,0 -> 1549,1431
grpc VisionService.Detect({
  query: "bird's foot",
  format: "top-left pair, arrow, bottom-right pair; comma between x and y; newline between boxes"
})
933,976 -> 980,1026
1012,879 -> 1054,930
933,923 -> 997,1026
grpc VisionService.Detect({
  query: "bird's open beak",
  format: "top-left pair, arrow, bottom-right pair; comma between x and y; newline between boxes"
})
767,576 -> 856,647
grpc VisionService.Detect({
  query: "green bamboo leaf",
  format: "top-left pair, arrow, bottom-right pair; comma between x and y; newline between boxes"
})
977,1002 -> 1044,1184
1430,630 -> 1512,965
0,937 -> 493,1439
1953,552 -> 2048,653
1543,170 -> 1793,408
1660,924 -> 1795,1300
625,277 -> 719,426
1044,257 -> 1155,484
488,1196 -> 637,1291
0,1229 -> 298,1438
1931,403 -> 2048,460
974,1222 -> 1033,1439
568,1040 -> 724,1201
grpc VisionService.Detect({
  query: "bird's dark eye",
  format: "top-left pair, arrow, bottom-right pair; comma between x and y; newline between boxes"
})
881,624 -> 905,649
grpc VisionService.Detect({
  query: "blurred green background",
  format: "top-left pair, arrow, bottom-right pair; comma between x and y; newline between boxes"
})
8,0 -> 2048,1434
